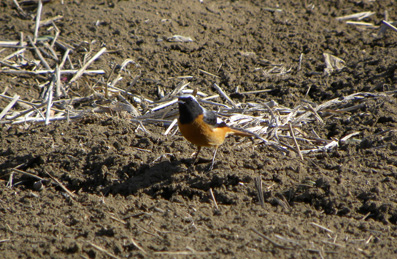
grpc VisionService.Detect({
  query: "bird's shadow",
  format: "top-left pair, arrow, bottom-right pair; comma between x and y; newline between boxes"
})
103,157 -> 222,200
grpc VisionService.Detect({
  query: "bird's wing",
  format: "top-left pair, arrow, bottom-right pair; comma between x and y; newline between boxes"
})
203,109 -> 227,128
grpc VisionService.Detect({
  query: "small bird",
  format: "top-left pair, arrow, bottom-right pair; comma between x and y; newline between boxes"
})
177,94 -> 255,170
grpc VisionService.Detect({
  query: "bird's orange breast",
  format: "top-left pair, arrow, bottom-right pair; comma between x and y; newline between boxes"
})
178,114 -> 230,147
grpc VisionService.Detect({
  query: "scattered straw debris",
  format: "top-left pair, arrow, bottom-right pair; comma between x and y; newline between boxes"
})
1,1 -> 111,125
310,222 -> 334,234
153,247 -> 215,256
336,11 -> 379,29
167,35 -> 194,42
250,228 -> 294,250
1,1 -> 396,162
3,167 -> 76,199
336,11 -> 375,21
323,53 -> 345,75
254,177 -> 266,209
209,188 -> 220,212
88,242 -> 120,259
378,20 -> 397,36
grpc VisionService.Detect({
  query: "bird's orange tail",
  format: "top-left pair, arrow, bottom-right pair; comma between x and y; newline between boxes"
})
229,127 -> 267,143
229,128 -> 255,137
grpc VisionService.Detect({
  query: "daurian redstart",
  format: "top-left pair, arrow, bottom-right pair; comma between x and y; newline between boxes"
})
178,95 -> 255,170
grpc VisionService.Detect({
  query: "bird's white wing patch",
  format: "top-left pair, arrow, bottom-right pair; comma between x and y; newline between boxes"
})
216,117 -> 224,125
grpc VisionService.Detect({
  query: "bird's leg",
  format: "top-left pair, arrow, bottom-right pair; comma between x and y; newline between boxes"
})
192,146 -> 202,164
207,146 -> 218,171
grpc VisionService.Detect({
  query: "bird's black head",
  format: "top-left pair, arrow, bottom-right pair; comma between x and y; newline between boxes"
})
178,95 -> 203,124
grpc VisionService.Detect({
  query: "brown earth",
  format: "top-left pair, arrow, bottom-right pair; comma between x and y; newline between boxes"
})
1,0 -> 397,258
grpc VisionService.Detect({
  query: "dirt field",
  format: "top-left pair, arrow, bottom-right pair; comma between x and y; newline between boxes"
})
1,0 -> 396,258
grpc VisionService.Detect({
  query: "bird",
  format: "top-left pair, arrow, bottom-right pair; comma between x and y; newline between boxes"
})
177,94 -> 256,171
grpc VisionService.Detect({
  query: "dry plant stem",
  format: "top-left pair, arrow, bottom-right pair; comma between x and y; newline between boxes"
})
12,0 -> 29,18
0,41 -> 28,48
213,83 -> 237,108
27,36 -> 51,70
45,81 -> 54,125
289,123 -> 304,160
274,234 -> 302,247
129,237 -> 147,255
239,89 -> 273,95
59,48 -> 70,69
43,170 -> 76,199
384,10 -> 389,21
321,240 -> 345,248
365,235 -> 373,244
275,195 -> 292,211
33,0 -> 43,42
5,114 -> 82,124
117,93 -> 140,117
110,84 -> 152,103
250,228 -> 294,250
43,42 -> 59,62
286,104 -> 302,125
19,32 -> 24,47
198,68 -> 219,77
153,250 -> 212,255
336,11 -> 375,21
55,64 -> 64,97
137,121 -> 150,134
262,102 -> 278,126
40,15 -> 63,27
151,99 -> 178,112
200,98 -> 229,108
382,20 -> 397,32
10,168 -> 44,181
181,89 -> 207,97
68,47 -> 107,84
0,60 -> 21,70
307,249 -> 325,259
301,140 -> 338,153
163,118 -> 177,135
168,75 -> 193,79
338,103 -> 365,112
310,222 -> 333,233
298,53 -> 303,71
110,58 -> 138,88
108,215 -> 126,224
346,21 -> 376,27
340,132 -> 360,142
254,177 -> 266,209
6,172 -> 14,188
50,22 -> 60,48
105,66 -> 115,98
164,80 -> 190,99
263,7 -> 282,12
88,242 -> 120,259
159,105 -> 176,120
1,48 -> 26,62
0,94 -> 19,120
2,101 -> 47,121
125,72 -> 141,93
33,106 -> 46,120
306,104 -> 324,124
209,188 -> 220,211
0,69 -> 105,75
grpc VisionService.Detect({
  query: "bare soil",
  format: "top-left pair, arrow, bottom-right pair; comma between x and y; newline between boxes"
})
1,0 -> 397,258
